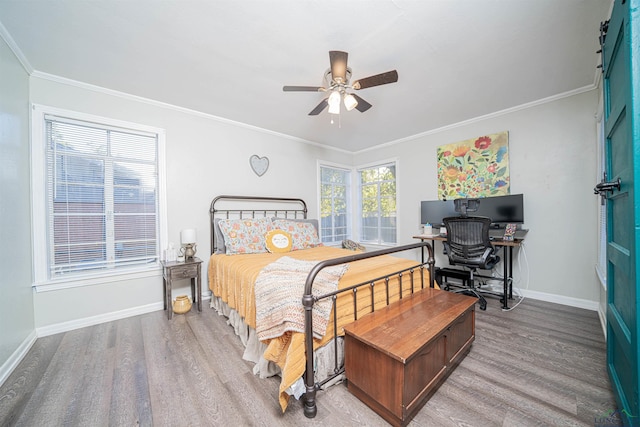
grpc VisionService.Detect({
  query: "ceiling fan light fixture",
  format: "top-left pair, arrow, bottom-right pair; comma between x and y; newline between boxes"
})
343,93 -> 358,111
283,50 -> 399,118
328,90 -> 341,114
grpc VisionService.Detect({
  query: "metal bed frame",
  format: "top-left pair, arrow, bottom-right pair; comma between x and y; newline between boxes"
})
209,195 -> 435,418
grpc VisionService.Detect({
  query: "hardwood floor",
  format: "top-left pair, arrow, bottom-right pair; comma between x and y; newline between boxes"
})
0,296 -> 621,426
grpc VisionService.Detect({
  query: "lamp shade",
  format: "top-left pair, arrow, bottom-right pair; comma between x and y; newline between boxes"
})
328,91 -> 341,114
343,93 -> 358,111
180,228 -> 197,244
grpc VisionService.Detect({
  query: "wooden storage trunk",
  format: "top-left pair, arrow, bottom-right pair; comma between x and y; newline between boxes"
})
343,288 -> 476,427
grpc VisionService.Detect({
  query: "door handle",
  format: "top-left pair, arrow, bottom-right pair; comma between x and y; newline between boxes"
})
594,173 -> 621,203
594,177 -> 621,195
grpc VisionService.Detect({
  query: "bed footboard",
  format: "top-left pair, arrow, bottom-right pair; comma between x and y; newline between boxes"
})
301,242 -> 435,418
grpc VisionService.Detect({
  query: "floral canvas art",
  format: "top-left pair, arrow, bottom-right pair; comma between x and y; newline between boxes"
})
437,131 -> 510,200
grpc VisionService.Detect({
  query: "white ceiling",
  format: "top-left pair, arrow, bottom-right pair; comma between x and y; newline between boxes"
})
0,0 -> 611,152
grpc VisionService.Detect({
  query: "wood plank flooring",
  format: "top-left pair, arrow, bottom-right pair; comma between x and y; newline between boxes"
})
0,296 -> 621,426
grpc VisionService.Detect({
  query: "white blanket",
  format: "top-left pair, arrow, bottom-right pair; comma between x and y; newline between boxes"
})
254,256 -> 348,340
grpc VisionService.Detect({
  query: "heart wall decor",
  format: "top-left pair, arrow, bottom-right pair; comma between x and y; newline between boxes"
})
250,155 -> 269,177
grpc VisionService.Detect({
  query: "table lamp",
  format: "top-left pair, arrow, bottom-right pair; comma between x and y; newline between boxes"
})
180,228 -> 197,260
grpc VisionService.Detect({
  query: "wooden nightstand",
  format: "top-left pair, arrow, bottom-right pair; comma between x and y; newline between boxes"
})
161,257 -> 202,319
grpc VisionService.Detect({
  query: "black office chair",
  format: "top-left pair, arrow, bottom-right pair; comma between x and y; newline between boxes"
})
441,199 -> 500,310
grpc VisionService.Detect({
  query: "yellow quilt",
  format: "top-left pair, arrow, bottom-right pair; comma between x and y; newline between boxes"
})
208,245 -> 431,411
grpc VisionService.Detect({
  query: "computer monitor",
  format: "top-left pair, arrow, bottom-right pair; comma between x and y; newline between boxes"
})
473,194 -> 525,226
420,194 -> 524,227
420,199 -> 456,227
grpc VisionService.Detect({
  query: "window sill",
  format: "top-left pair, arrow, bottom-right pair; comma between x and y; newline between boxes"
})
33,265 -> 162,293
361,243 -> 396,250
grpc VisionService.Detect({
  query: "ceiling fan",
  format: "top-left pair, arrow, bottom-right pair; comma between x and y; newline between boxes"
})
283,51 -> 398,116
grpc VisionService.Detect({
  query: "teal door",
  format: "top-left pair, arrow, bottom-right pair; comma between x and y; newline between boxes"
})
601,0 -> 640,423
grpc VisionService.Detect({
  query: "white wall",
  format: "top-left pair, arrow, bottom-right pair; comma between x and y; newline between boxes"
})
356,89 -> 601,307
26,74 -> 602,328
0,36 -> 35,380
29,75 -> 350,330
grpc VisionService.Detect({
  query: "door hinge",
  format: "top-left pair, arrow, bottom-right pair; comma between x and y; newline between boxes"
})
597,20 -> 610,71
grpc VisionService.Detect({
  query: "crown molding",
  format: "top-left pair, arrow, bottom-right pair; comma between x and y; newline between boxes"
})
355,84 -> 598,154
29,69 -> 596,157
0,20 -> 33,74
30,71 -> 352,155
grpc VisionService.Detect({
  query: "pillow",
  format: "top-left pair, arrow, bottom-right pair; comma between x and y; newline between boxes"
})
271,218 -> 319,235
265,229 -> 293,253
272,219 -> 322,251
213,218 -> 227,254
217,217 -> 273,255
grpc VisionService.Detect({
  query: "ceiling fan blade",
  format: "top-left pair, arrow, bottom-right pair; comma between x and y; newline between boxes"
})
352,94 -> 372,112
308,98 -> 329,115
283,86 -> 324,92
352,70 -> 398,90
329,51 -> 348,83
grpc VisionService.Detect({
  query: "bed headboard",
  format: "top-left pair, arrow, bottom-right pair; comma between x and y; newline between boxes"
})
209,195 -> 308,255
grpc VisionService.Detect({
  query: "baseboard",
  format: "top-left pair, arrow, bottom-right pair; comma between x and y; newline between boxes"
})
36,293 -> 213,337
0,329 -> 37,387
520,289 -> 599,311
36,302 -> 164,337
2,295 -> 214,386
598,305 -> 607,338
524,290 -> 606,337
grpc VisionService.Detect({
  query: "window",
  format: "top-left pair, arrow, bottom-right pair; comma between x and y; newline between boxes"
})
32,106 -> 166,286
319,165 -> 351,244
358,162 -> 397,245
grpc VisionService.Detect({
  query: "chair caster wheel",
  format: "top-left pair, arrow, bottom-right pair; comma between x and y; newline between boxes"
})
479,301 -> 487,311
444,285 -> 450,291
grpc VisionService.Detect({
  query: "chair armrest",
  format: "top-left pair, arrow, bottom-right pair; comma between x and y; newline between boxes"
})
480,247 -> 500,269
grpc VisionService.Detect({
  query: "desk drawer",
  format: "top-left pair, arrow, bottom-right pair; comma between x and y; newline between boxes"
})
170,265 -> 198,279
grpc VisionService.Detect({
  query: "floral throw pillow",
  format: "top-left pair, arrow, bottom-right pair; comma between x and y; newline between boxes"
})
272,219 -> 322,251
218,217 -> 273,255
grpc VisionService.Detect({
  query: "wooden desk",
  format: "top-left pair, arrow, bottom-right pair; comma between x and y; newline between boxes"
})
413,234 -> 524,309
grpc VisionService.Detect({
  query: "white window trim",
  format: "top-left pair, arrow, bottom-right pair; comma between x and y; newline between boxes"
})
30,104 -> 168,291
317,160 -> 353,246
316,158 -> 399,248
356,157 -> 399,248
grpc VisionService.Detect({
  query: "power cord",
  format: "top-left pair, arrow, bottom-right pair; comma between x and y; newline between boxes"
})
501,242 -> 529,311
477,242 -> 529,311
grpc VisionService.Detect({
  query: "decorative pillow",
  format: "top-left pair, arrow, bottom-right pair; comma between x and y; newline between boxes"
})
265,229 -> 293,253
272,219 -> 322,251
217,217 -> 273,255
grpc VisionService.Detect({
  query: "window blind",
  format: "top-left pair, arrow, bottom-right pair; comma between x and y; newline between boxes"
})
45,115 -> 159,277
